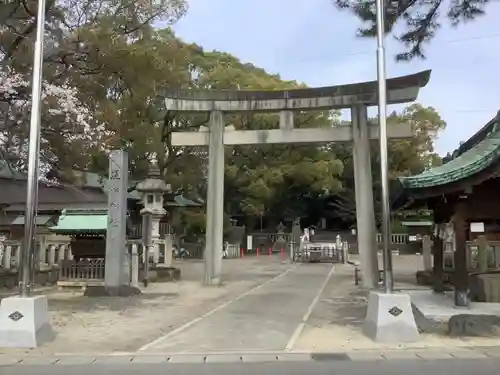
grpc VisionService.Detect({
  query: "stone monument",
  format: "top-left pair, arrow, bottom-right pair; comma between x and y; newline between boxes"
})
85,150 -> 140,296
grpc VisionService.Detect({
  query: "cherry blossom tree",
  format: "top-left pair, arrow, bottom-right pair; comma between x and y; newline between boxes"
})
0,0 -> 187,172
0,66 -> 110,172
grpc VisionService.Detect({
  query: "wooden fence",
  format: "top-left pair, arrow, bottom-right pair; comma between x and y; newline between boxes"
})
59,259 -> 105,280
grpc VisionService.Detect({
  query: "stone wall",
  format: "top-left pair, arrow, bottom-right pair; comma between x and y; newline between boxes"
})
0,268 -> 59,289
470,272 -> 500,302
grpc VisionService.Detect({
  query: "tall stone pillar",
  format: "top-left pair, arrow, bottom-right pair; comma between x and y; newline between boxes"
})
85,150 -> 140,296
351,105 -> 379,289
105,150 -> 128,290
205,110 -> 225,285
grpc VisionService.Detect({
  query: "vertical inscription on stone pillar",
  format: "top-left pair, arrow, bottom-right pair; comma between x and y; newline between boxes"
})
105,150 -> 128,289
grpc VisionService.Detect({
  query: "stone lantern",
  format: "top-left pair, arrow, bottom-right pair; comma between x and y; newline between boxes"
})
135,154 -> 171,267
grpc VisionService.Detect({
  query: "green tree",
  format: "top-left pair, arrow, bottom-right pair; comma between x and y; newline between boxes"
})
386,103 -> 446,176
333,0 -> 493,60
162,45 -> 346,228
327,103 -> 445,225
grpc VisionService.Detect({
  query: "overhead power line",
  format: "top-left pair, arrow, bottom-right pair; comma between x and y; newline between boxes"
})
338,33 -> 500,58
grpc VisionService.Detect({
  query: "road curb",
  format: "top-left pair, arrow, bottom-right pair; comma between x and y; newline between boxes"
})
2,346 -> 500,366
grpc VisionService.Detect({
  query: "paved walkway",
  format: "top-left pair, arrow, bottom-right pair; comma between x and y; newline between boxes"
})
140,263 -> 335,353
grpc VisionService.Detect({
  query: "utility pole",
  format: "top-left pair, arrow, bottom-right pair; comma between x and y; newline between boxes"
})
19,0 -> 47,296
375,0 -> 394,293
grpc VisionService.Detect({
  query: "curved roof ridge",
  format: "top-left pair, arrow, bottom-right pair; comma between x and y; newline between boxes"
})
449,110 -> 500,160
400,126 -> 500,189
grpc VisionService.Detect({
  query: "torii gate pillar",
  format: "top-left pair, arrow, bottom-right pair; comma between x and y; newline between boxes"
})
205,111 -> 225,285
352,106 -> 379,287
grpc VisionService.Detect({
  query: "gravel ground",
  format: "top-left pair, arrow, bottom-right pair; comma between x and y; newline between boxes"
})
292,256 -> 500,352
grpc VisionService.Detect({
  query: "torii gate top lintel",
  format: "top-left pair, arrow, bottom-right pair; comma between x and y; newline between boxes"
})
163,70 -> 431,112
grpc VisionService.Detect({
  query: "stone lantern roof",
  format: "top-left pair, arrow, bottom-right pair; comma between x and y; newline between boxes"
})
135,155 -> 171,194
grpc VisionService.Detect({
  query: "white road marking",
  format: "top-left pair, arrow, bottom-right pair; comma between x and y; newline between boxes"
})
285,264 -> 336,351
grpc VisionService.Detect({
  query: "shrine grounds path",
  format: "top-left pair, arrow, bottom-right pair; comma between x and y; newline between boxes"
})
139,262 -> 335,353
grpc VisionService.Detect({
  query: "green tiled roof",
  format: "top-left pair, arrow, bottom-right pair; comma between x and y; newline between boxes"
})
399,116 -> 500,189
49,211 -> 108,233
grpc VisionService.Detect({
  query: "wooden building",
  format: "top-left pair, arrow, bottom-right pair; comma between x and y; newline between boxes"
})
0,163 -> 201,240
0,162 -> 107,239
49,209 -> 110,260
392,110 -> 500,306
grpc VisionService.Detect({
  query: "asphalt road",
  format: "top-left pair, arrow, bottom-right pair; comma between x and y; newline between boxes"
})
3,359 -> 500,375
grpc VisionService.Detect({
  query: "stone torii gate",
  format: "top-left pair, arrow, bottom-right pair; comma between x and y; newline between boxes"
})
165,70 -> 431,287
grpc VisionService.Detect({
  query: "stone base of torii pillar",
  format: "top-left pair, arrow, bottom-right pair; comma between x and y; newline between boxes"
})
363,291 -> 419,343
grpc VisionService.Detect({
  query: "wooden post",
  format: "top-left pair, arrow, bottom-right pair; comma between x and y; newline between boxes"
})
432,227 -> 444,293
422,235 -> 432,271
476,235 -> 489,273
453,200 -> 469,307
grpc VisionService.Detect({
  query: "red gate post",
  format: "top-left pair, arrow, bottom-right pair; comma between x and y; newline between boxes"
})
240,247 -> 244,258
268,247 -> 272,257
256,248 -> 259,258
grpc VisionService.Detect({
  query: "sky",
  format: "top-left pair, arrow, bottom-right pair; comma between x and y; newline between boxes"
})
171,0 -> 500,155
